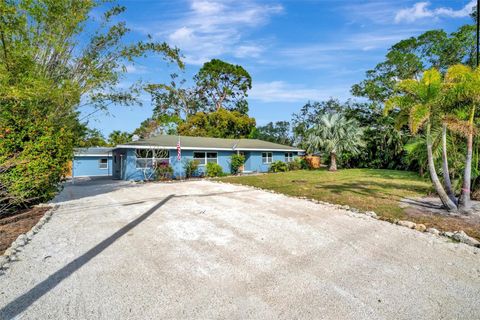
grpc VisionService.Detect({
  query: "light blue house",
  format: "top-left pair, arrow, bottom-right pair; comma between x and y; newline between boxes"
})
72,147 -> 113,178
108,135 -> 303,180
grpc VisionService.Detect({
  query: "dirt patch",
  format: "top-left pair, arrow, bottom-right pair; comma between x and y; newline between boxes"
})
0,207 -> 50,255
401,197 -> 480,240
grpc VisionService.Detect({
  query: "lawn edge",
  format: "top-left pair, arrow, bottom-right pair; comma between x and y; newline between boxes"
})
214,179 -> 480,250
0,205 -> 59,272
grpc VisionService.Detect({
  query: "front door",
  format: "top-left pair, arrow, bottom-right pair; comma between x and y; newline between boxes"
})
113,152 -> 125,179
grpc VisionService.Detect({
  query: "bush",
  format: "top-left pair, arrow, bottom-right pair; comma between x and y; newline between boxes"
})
183,160 -> 199,178
206,162 -> 224,177
287,158 -> 302,171
155,163 -> 173,180
269,160 -> 288,173
230,154 -> 245,174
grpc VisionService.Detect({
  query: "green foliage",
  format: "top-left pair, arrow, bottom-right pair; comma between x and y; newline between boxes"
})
269,161 -> 289,173
306,113 -> 365,160
230,154 -> 245,175
195,59 -> 252,113
177,109 -> 256,138
205,162 -> 224,177
155,163 -> 174,181
254,121 -> 292,145
352,25 -> 476,103
0,0 -> 182,214
287,158 -> 302,171
108,130 -> 132,146
183,160 -> 199,178
78,128 -> 108,147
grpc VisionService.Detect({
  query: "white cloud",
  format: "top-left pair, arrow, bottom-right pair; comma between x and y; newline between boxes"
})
160,0 -> 282,65
124,64 -> 149,74
395,1 -> 475,23
249,81 -> 348,103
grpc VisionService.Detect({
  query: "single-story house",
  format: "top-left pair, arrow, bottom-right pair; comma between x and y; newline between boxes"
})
109,135 -> 303,180
72,147 -> 113,178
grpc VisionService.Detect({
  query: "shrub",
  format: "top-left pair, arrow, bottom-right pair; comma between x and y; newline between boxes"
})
155,163 -> 173,180
206,162 -> 224,177
183,160 -> 199,178
230,154 -> 245,174
269,160 -> 288,173
287,158 -> 302,171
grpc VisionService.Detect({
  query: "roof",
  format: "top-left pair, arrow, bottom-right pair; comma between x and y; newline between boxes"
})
115,135 -> 303,152
74,147 -> 113,157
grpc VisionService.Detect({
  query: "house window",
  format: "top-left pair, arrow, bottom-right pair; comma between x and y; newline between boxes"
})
135,149 -> 169,169
99,158 -> 108,169
193,152 -> 218,166
285,152 -> 294,162
262,152 -> 272,164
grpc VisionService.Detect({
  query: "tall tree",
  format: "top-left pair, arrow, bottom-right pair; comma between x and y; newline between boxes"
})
352,26 -> 476,104
108,130 -> 132,146
0,0 -> 182,213
194,59 -> 252,113
385,69 -> 457,211
255,121 -> 292,145
177,109 -> 255,139
306,113 -> 365,171
78,128 -> 108,147
443,64 -> 480,211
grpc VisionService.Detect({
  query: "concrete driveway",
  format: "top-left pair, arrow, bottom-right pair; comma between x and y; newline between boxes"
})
1,178 -> 479,319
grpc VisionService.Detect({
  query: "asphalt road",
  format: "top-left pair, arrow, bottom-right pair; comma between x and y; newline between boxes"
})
1,178 -> 479,319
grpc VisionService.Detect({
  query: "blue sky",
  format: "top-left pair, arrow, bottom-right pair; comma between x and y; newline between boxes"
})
83,0 -> 476,137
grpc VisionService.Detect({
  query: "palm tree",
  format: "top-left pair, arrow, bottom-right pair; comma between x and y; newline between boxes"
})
443,65 -> 480,211
385,69 -> 458,211
306,113 -> 364,171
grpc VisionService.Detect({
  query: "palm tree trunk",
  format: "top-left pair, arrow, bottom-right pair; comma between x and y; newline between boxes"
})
458,107 -> 475,212
426,123 -> 457,211
329,152 -> 337,171
441,124 -> 456,204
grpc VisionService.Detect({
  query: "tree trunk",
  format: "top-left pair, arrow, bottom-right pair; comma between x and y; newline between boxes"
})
329,152 -> 337,171
426,123 -> 457,211
458,107 -> 475,212
441,124 -> 457,205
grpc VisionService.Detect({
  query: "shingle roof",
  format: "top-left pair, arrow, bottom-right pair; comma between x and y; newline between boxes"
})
115,135 -> 303,151
74,147 -> 113,156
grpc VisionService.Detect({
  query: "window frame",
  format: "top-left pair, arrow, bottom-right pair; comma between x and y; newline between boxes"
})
98,158 -> 108,170
285,152 -> 294,162
135,149 -> 170,170
193,151 -> 218,166
262,152 -> 273,164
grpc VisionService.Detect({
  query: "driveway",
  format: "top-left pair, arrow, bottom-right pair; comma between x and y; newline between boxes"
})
1,179 -> 479,319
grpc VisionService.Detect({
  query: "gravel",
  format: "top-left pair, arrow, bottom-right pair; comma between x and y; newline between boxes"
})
0,178 -> 479,319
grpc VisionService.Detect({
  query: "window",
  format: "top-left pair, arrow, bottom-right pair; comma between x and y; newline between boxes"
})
193,152 -> 217,166
135,149 -> 169,169
99,158 -> 108,169
285,152 -> 294,162
262,152 -> 272,164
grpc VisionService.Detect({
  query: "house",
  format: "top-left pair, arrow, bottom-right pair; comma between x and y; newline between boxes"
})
72,147 -> 113,178
108,135 -> 303,180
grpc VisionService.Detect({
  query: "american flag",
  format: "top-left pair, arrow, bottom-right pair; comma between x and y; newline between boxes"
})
177,137 -> 181,160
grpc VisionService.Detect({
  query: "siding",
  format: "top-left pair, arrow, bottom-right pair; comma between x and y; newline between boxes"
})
115,148 -> 298,181
73,156 -> 112,177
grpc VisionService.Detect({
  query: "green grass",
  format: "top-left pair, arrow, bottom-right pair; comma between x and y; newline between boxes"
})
218,168 -> 431,221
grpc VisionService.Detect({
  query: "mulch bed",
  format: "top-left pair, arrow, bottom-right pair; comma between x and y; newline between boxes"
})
0,207 -> 50,255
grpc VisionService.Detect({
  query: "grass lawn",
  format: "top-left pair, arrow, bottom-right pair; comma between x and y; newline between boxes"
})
219,168 -> 430,220
218,168 -> 480,240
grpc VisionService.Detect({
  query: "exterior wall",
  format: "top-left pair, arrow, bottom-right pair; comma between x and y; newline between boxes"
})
73,156 -> 112,177
116,148 -> 299,181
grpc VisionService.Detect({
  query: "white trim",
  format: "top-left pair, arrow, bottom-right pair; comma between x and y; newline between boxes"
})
75,154 -> 112,157
262,152 -> 273,164
98,158 -> 109,170
72,174 -> 112,178
193,151 -> 218,166
115,144 -> 304,152
235,148 -> 304,152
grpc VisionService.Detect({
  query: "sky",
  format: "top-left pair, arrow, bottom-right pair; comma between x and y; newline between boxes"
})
82,0 -> 476,137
